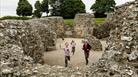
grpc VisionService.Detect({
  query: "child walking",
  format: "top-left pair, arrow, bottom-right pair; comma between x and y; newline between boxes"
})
70,40 -> 76,55
64,42 -> 70,67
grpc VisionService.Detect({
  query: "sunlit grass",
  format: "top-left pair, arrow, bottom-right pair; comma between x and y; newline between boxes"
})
64,19 -> 74,25
96,18 -> 106,24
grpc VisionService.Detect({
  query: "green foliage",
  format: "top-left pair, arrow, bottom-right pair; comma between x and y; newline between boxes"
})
91,0 -> 116,18
33,10 -> 42,18
41,0 -> 49,16
50,0 -> 63,16
64,19 -> 74,25
96,18 -> 106,24
33,0 -> 42,18
35,0 -> 42,11
60,0 -> 85,19
0,16 -> 32,20
16,0 -> 33,16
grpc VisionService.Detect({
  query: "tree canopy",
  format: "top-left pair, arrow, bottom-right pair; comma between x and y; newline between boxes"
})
16,0 -> 33,16
33,0 -> 42,18
41,0 -> 49,16
50,0 -> 63,16
91,0 -> 116,18
60,0 -> 85,19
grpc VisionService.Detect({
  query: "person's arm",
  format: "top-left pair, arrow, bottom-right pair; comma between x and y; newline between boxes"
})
88,44 -> 92,50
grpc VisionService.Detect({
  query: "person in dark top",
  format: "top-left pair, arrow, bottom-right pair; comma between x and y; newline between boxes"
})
82,40 -> 91,65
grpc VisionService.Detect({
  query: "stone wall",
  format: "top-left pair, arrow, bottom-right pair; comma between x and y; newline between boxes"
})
74,13 -> 96,38
0,19 -> 57,63
87,35 -> 103,51
41,17 -> 65,38
86,0 -> 138,77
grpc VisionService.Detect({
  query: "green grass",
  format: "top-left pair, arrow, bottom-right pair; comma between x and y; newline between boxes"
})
64,18 -> 106,25
0,16 -> 32,20
95,18 -> 106,24
64,19 -> 74,25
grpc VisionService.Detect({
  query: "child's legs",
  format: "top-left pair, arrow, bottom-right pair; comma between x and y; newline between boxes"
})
72,47 -> 75,54
65,56 -> 70,67
65,56 -> 68,67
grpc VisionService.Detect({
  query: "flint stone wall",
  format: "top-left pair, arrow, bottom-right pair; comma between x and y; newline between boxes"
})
87,35 -> 103,51
0,43 -> 85,77
74,13 -> 96,38
0,19 -> 57,63
41,17 -> 65,38
86,0 -> 138,77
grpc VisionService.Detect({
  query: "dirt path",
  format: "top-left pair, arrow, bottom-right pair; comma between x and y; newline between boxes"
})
43,38 -> 106,67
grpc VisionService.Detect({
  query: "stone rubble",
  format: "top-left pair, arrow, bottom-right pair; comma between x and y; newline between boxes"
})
0,18 -> 85,77
0,43 -> 85,77
0,20 -> 55,63
87,35 -> 103,51
0,0 -> 138,76
85,0 -> 138,77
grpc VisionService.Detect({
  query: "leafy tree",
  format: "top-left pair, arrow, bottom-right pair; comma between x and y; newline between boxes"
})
91,0 -> 116,18
50,0 -> 61,16
35,0 -> 42,11
60,0 -> 85,19
50,0 -> 64,16
41,0 -> 49,16
33,0 -> 42,18
16,0 -> 33,16
33,10 -> 42,18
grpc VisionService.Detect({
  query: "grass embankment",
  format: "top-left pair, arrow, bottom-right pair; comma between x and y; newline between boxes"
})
64,18 -> 106,25
64,19 -> 74,25
95,18 -> 106,24
0,16 -> 32,20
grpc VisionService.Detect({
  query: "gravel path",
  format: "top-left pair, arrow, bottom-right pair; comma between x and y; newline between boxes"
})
43,38 -> 106,67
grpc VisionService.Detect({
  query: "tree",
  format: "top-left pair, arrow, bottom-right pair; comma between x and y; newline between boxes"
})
50,0 -> 64,16
91,0 -> 116,18
33,10 -> 42,18
16,0 -> 33,16
41,0 -> 49,16
33,0 -> 42,18
60,0 -> 85,19
35,0 -> 42,11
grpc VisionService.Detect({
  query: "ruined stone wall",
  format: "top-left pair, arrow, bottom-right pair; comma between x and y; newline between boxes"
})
86,0 -> 138,77
40,17 -> 65,38
74,13 -> 96,38
0,19 -> 57,63
87,35 -> 103,51
0,18 -> 85,77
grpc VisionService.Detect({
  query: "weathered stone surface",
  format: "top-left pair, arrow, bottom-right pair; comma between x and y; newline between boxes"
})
0,43 -> 85,77
0,19 -> 57,63
40,17 -> 65,38
87,35 -> 103,51
86,1 -> 138,77
74,13 -> 96,38
93,22 -> 112,39
0,19 -> 85,77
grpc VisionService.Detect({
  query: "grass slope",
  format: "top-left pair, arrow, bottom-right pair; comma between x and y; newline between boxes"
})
64,18 -> 106,25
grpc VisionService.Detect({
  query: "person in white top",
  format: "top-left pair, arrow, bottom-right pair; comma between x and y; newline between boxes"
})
64,42 -> 70,67
70,40 -> 76,55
